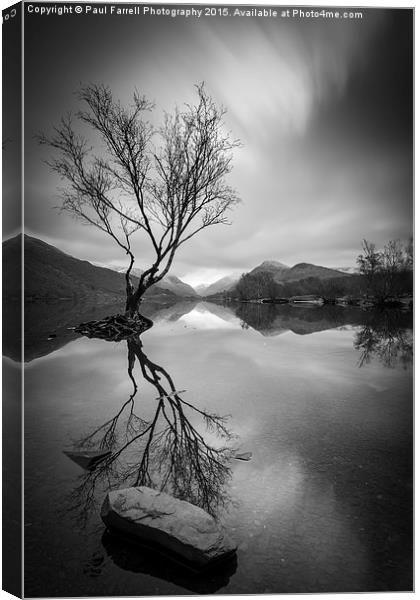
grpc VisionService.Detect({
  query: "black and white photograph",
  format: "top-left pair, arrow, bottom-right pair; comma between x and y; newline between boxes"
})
2,1 -> 413,597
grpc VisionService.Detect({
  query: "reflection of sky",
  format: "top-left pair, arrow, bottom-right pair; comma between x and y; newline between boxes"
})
229,453 -> 368,592
180,308 -> 239,330
16,9 -> 413,287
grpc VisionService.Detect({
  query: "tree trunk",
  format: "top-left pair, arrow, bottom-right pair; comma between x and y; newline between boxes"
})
125,286 -> 146,317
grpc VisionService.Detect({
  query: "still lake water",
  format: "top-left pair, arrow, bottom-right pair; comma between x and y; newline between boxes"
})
5,300 -> 413,595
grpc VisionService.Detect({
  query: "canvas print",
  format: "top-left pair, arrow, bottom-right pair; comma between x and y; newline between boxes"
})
2,2 -> 413,597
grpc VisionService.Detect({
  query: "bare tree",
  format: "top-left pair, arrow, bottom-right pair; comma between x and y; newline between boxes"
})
357,239 -> 412,303
357,239 -> 382,293
38,83 -> 240,316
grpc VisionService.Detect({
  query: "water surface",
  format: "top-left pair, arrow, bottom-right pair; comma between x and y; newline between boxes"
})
8,300 -> 412,595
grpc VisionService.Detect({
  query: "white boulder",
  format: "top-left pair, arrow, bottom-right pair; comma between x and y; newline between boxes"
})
101,486 -> 236,568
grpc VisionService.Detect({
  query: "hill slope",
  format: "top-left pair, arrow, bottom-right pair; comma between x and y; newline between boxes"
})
197,275 -> 240,297
247,260 -> 346,283
281,263 -> 349,282
249,260 -> 290,278
3,235 -> 190,302
111,266 -> 198,298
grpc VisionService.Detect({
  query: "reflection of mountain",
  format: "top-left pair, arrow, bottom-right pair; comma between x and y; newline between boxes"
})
148,300 -> 199,323
4,299 -> 199,363
7,297 -> 413,363
196,302 -> 240,324
234,303 -> 368,337
232,303 -> 413,358
6,300 -> 125,362
3,235 -> 197,302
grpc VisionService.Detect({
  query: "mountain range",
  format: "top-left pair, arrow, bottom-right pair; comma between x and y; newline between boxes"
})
108,265 -> 198,298
196,260 -> 351,296
3,234 -> 353,303
195,275 -> 240,297
3,235 -> 198,302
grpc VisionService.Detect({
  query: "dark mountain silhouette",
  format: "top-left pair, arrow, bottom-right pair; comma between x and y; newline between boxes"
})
4,234 -> 134,302
281,263 -> 348,282
248,260 -> 347,283
3,235 -> 197,302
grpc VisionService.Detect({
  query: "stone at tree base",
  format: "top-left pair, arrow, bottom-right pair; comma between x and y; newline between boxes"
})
101,487 -> 237,568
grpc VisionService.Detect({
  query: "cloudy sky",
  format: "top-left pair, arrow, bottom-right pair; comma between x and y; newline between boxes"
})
15,5 -> 412,286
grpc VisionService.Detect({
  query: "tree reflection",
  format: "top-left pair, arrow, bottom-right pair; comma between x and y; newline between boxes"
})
354,310 -> 413,369
68,334 -> 235,525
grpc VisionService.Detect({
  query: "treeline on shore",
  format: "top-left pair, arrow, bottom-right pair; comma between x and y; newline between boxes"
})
213,239 -> 413,307
221,271 -> 412,306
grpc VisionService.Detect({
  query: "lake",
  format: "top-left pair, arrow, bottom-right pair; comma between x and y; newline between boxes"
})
5,300 -> 413,595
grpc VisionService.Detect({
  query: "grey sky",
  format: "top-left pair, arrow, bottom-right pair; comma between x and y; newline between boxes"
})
20,5 -> 412,286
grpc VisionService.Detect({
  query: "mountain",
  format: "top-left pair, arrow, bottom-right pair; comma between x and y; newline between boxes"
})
160,275 -> 199,298
4,235 -> 128,302
249,260 -> 290,278
195,260 -> 351,298
3,235 -> 194,302
110,266 -> 198,298
245,260 -> 347,284
280,263 -> 349,282
196,274 -> 240,297
195,284 -> 209,295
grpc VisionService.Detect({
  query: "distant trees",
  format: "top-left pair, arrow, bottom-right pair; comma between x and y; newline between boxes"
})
235,272 -> 359,301
38,83 -> 240,317
317,277 -> 346,301
236,271 -> 278,300
357,239 -> 413,303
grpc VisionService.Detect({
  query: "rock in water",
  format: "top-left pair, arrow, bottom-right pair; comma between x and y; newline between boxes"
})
63,449 -> 111,470
101,487 -> 236,568
234,451 -> 252,461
